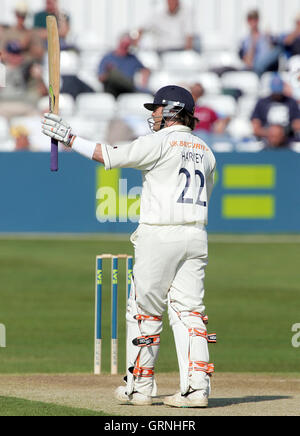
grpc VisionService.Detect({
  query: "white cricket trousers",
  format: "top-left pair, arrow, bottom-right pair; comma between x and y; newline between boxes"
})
127,223 -> 211,396
131,223 -> 208,316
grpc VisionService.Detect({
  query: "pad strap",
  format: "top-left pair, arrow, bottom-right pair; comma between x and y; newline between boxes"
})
175,310 -> 209,324
134,314 -> 162,322
133,366 -> 154,378
189,312 -> 209,324
189,328 -> 217,343
132,334 -> 160,347
189,361 -> 215,375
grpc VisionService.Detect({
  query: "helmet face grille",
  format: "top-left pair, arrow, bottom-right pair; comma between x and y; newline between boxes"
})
162,101 -> 185,118
147,101 -> 185,132
161,99 -> 185,108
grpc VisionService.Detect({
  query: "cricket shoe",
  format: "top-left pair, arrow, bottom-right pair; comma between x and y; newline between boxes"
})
115,386 -> 152,406
163,390 -> 208,408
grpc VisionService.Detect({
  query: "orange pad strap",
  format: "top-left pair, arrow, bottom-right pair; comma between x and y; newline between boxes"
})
134,314 -> 162,322
189,361 -> 215,375
189,328 -> 217,343
133,366 -> 154,378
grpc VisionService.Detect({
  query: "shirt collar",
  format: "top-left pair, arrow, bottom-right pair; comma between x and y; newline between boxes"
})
159,124 -> 192,134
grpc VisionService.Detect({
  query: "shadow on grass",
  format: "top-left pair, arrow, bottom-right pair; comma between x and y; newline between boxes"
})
208,395 -> 291,408
153,395 -> 291,408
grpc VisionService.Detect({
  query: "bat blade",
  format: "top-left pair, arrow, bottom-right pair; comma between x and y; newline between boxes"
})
47,16 -> 60,172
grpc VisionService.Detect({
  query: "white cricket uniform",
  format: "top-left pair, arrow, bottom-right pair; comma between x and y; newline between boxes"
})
102,125 -> 215,225
102,124 -> 216,397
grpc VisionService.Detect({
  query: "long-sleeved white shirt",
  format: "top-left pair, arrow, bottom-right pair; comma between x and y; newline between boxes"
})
102,125 -> 216,225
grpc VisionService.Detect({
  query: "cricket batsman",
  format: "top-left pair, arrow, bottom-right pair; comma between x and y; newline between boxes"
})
41,85 -> 216,408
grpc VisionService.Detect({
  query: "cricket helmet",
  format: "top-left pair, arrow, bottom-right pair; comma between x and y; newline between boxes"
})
144,85 -> 195,131
144,85 -> 195,115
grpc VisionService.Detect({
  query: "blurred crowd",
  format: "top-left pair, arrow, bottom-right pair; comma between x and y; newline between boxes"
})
1,0 -> 300,152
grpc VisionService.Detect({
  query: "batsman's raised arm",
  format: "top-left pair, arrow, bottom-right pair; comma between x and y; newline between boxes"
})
41,112 -> 161,170
41,113 -> 104,163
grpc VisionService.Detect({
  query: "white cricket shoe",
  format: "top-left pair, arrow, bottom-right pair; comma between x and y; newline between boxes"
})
115,386 -> 153,406
163,390 -> 208,408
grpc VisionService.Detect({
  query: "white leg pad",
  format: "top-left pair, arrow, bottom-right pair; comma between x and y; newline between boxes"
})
126,280 -> 162,397
168,297 -> 211,396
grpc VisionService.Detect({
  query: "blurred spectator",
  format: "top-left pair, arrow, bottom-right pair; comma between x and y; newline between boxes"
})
190,83 -> 230,134
19,32 -> 48,104
98,33 -> 150,98
0,41 -> 26,99
33,0 -> 59,29
286,55 -> 300,102
0,40 -> 43,116
0,24 -> 5,40
262,124 -> 292,150
251,73 -> 300,141
27,36 -> 46,63
23,61 -> 48,103
0,54 -> 5,87
281,13 -> 300,57
0,1 -> 32,60
61,74 -> 94,100
239,9 -> 281,76
33,0 -> 72,46
59,13 -> 78,52
133,0 -> 197,54
10,124 -> 30,151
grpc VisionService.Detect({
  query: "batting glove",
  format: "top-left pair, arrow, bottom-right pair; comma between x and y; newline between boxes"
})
41,113 -> 75,146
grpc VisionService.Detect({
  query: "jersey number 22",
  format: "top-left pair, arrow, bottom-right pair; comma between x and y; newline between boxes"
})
177,168 -> 207,207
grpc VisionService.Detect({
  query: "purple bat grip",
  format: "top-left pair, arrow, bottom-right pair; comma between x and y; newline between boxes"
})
51,138 -> 58,171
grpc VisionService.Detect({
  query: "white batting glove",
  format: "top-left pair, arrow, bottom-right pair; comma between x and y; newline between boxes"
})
41,113 -> 74,146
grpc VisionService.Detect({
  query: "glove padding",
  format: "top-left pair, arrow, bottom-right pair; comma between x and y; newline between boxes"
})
42,113 -> 73,146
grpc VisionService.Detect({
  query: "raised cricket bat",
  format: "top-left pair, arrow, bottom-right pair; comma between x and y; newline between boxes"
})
47,16 -> 60,172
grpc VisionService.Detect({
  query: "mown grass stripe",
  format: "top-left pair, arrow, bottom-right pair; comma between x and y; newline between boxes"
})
0,396 -> 111,416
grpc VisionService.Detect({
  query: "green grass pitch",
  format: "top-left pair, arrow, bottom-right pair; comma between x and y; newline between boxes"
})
0,235 -> 299,375
0,396 -> 111,416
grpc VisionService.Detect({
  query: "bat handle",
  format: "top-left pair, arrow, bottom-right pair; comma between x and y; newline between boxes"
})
50,138 -> 58,172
